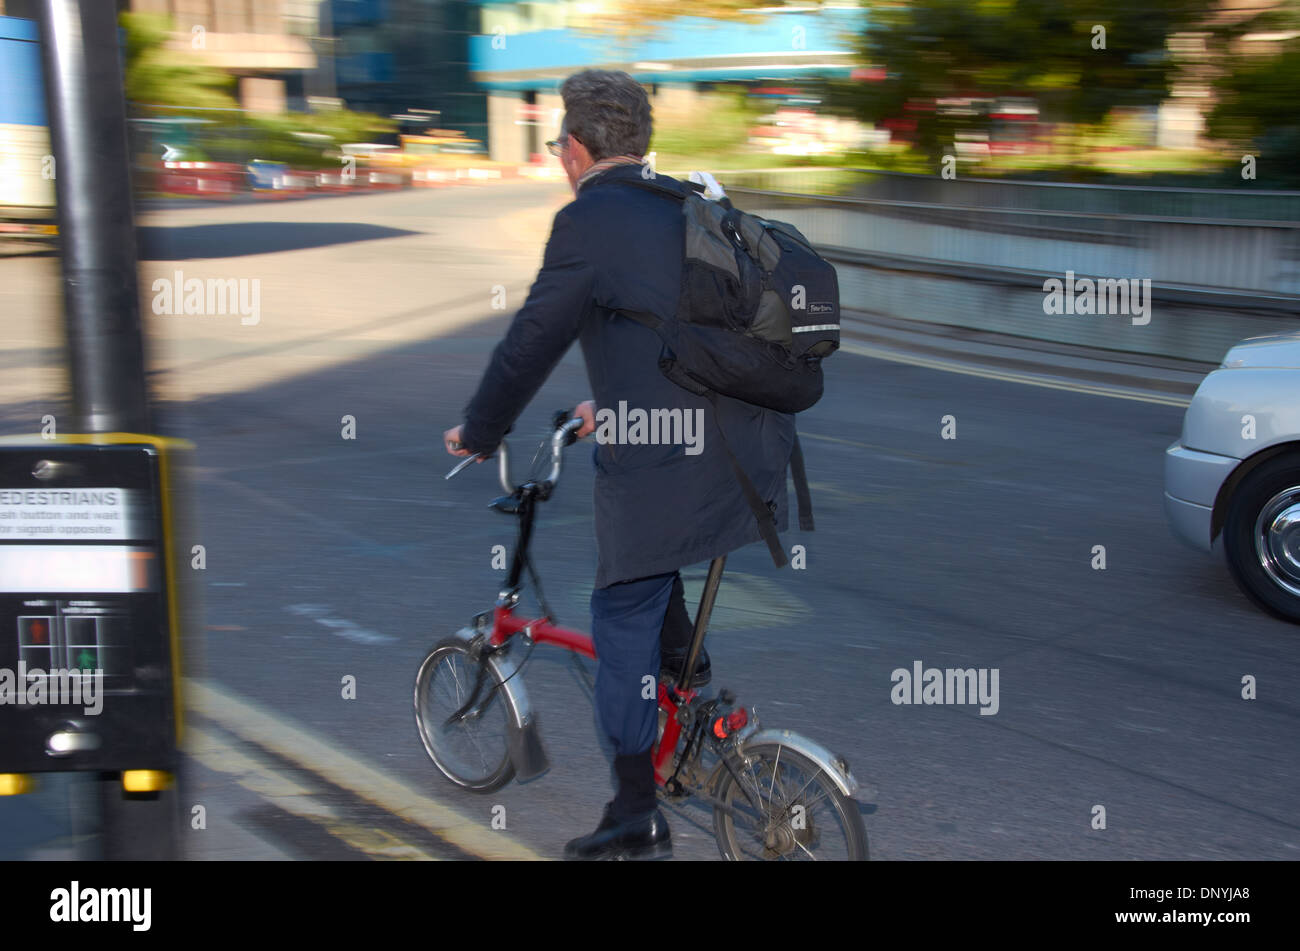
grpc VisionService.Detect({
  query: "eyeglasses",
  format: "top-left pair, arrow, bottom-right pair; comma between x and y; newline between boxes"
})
546,133 -> 579,157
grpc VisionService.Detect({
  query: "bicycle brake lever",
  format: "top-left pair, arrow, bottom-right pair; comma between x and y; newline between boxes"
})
444,452 -> 483,480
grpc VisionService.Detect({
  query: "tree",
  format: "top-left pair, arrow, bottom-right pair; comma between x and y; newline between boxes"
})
118,12 -> 394,169
823,0 -> 1217,164
1207,37 -> 1300,187
120,12 -> 238,110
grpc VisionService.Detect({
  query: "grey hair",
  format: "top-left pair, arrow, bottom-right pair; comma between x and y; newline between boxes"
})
559,70 -> 652,162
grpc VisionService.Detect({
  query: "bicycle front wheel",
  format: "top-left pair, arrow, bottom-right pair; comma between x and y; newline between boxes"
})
414,637 -> 515,792
711,742 -> 868,861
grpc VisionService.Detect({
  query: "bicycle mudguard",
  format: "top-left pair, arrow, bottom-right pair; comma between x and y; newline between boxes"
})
737,728 -> 876,803
447,627 -> 551,781
507,709 -> 550,782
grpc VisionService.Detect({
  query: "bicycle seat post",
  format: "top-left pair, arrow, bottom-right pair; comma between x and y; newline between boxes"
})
677,555 -> 725,693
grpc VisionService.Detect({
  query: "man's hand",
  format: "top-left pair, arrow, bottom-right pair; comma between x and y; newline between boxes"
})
447,402 -> 593,460
575,400 -> 597,438
443,424 -> 480,459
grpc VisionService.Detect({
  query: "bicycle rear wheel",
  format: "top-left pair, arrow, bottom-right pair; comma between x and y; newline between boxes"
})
414,637 -> 515,792
710,742 -> 868,860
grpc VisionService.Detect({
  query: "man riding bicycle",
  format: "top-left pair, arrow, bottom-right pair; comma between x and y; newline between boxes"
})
444,69 -> 796,860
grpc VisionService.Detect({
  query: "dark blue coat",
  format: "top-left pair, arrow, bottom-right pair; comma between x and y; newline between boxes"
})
460,163 -> 795,588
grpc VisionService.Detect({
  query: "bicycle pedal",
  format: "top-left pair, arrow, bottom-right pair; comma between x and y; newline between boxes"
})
657,782 -> 690,801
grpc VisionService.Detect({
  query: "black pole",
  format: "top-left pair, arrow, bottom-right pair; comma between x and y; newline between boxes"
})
36,0 -> 150,434
34,1 -> 177,860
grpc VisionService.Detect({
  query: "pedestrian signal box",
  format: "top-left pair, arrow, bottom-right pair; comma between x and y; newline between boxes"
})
0,435 -> 192,778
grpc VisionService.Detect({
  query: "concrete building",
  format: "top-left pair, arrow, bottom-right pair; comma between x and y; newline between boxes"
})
1,1 -> 323,113
123,0 -> 320,114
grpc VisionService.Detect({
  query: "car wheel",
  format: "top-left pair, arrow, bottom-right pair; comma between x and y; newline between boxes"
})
1223,452 -> 1300,624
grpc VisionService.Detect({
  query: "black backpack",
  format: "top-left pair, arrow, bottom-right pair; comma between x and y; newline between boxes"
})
608,174 -> 841,568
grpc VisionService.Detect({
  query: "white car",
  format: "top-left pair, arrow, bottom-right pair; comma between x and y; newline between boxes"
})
1165,330 -> 1300,623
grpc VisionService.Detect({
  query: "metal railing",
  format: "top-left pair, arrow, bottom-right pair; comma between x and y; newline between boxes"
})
727,185 -> 1300,301
715,167 -> 1300,222
722,176 -> 1300,362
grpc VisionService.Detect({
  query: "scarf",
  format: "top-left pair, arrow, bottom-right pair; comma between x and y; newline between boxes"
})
577,154 -> 646,191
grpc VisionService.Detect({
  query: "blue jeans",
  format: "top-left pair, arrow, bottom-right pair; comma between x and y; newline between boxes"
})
589,571 -> 678,757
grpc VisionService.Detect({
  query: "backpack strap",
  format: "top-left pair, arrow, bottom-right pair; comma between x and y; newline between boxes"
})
790,430 -> 815,532
705,392 -> 788,569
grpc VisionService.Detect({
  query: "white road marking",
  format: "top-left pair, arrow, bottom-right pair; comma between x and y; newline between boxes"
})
285,604 -> 396,644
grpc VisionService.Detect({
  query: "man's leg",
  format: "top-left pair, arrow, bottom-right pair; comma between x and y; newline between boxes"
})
658,571 -> 712,686
564,571 -> 676,859
590,571 -> 676,817
658,572 -> 692,652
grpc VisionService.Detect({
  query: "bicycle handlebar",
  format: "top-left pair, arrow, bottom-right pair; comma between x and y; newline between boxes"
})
444,414 -> 584,494
542,415 -> 585,486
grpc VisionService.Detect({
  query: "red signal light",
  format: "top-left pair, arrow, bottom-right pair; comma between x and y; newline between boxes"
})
22,618 -> 49,644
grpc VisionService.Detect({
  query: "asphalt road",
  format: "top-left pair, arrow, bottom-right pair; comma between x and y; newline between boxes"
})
1,183 -> 1295,861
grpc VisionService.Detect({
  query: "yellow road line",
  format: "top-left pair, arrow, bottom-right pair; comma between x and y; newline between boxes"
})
186,679 -> 545,861
839,340 -> 1193,407
188,724 -> 442,860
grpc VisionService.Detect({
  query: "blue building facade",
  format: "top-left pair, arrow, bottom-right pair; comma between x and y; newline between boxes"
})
327,0 -> 485,136
467,2 -> 865,161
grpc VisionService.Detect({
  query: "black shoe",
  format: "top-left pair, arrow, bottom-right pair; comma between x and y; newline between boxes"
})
660,645 -> 711,687
562,803 -> 672,861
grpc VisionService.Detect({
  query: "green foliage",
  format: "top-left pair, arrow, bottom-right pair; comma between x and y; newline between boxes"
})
823,0 -> 1214,163
144,108 -> 398,170
120,12 -> 394,170
1206,39 -> 1300,186
648,87 -> 763,166
119,12 -> 238,110
241,110 -> 397,168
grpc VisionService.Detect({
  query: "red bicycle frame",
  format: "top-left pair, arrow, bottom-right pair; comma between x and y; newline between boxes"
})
458,422 -> 724,788
487,603 -> 697,783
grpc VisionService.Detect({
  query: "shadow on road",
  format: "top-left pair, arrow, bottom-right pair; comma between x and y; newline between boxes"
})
138,222 -> 421,260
